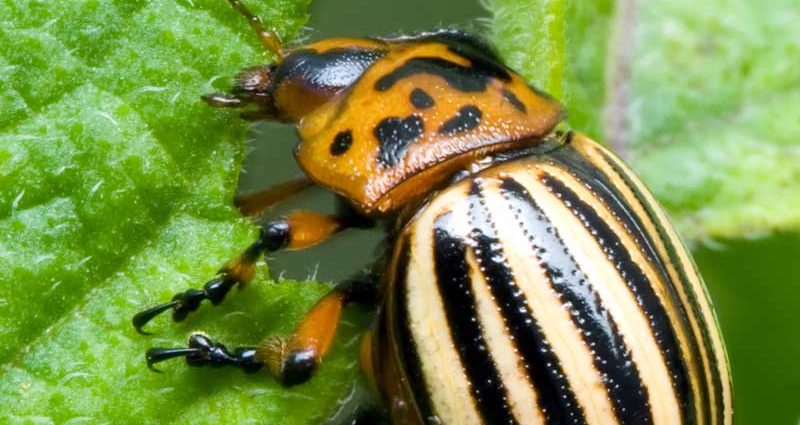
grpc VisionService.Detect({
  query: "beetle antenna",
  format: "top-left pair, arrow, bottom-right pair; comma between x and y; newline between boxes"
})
227,0 -> 285,60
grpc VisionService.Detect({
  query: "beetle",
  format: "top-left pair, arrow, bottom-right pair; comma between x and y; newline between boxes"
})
133,1 -> 733,423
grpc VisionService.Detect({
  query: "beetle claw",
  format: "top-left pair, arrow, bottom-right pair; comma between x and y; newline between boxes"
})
146,347 -> 200,371
132,300 -> 180,335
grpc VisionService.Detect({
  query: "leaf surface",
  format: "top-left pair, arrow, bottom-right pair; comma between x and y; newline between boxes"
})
0,1 -> 366,423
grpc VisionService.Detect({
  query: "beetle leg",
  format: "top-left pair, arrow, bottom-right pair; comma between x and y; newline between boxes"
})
260,273 -> 378,386
132,207 -> 375,334
234,175 -> 314,217
146,333 -> 262,373
143,273 -> 378,384
132,238 -> 263,334
260,199 -> 374,252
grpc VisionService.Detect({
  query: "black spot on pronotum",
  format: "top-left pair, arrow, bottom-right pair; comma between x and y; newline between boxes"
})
330,130 -> 353,155
374,50 -> 510,93
375,115 -> 424,166
502,89 -> 527,113
408,30 -> 502,63
438,105 -> 482,135
410,88 -> 434,109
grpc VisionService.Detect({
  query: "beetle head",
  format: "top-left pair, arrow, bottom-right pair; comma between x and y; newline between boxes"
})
203,39 -> 387,122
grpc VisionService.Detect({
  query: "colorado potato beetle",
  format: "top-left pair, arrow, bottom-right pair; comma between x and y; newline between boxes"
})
133,1 -> 733,423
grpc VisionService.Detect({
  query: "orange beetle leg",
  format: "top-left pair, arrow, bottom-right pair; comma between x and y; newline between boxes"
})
234,175 -> 314,217
258,274 -> 378,386
133,205 -> 372,334
272,205 -> 374,251
142,273 -> 377,380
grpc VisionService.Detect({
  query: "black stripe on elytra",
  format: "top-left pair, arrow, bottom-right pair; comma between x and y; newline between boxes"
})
596,148 -> 722,421
499,177 -> 653,425
397,29 -> 503,63
438,105 -> 482,135
502,89 -> 527,113
393,235 -> 436,423
468,179 -> 586,425
410,88 -> 435,109
548,144 -> 709,422
375,52 -> 510,93
540,173 -> 693,421
375,114 -> 424,166
433,211 -> 518,425
546,146 -> 666,274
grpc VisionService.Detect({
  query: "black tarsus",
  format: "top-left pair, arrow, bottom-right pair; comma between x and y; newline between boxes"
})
143,271 -> 379,382
132,274 -> 238,335
132,205 -> 373,334
146,333 -> 262,373
132,218 -> 288,334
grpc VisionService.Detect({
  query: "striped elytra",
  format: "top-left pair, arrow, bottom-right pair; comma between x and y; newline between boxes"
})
374,133 -> 732,425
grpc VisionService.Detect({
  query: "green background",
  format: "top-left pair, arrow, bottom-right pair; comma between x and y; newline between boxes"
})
240,0 -> 800,424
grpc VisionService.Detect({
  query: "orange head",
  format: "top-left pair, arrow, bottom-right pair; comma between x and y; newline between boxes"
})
205,30 -> 564,215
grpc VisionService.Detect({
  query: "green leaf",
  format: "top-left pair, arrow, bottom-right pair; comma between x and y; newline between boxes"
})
487,0 -> 800,241
484,0 -> 567,100
0,1 -> 367,423
628,0 -> 800,241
